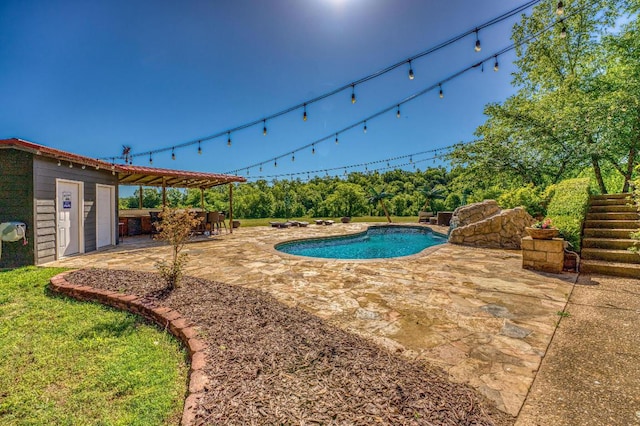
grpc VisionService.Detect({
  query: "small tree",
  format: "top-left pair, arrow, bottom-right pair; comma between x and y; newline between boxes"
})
154,207 -> 201,290
368,187 -> 393,223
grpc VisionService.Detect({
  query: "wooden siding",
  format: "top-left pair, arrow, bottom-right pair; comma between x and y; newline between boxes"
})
0,150 -> 35,267
33,156 -> 118,264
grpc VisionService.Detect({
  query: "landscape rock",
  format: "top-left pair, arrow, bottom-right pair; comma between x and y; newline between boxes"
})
449,201 -> 534,249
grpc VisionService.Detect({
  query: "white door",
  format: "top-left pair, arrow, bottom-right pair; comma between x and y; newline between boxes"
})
57,180 -> 81,257
96,184 -> 115,248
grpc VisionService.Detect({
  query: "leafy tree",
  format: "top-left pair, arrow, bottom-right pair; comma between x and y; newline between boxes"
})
419,185 -> 446,214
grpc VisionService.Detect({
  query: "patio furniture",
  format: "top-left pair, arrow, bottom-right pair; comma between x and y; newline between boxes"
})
437,211 -> 453,226
418,211 -> 434,223
208,212 -> 228,234
315,220 -> 324,225
324,220 -> 334,225
270,221 -> 291,228
149,211 -> 161,237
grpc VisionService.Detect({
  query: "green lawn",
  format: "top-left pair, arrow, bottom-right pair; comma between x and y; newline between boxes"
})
235,216 -> 420,227
0,267 -> 188,426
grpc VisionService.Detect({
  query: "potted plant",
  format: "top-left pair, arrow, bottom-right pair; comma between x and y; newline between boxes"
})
525,218 -> 560,239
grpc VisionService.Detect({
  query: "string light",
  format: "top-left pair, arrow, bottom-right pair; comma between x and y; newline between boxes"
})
474,29 -> 481,52
260,165 -> 263,172
556,1 -> 564,15
560,20 -> 566,38
312,144 -> 315,155
101,1 -> 544,163
171,148 -> 176,160
363,121 -> 367,134
69,162 -> 73,168
408,60 -> 415,80
351,84 -> 356,104
439,84 -> 444,99
291,154 -> 295,162
335,133 -> 339,144
81,165 -> 86,169
274,159 -> 277,167
57,160 -> 61,166
396,105 -> 401,118
303,104 -> 307,121
95,165 -> 99,170
197,141 -> 202,155
263,120 -> 267,136
149,153 -> 153,165
493,56 -> 499,71
227,132 -> 232,147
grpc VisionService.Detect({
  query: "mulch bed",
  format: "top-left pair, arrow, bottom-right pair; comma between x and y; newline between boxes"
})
66,269 -> 514,425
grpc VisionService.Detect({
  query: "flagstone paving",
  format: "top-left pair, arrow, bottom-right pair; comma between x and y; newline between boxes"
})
47,223 -> 577,416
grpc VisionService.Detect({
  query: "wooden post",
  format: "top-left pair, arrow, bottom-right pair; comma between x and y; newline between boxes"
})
162,178 -> 167,207
229,183 -> 233,234
200,188 -> 205,210
138,185 -> 143,209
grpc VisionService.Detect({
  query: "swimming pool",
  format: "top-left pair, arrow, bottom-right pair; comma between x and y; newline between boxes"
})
275,225 -> 446,259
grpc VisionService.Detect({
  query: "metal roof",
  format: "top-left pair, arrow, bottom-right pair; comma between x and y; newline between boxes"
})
1,138 -> 246,189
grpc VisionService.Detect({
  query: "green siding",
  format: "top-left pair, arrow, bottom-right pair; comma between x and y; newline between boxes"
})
0,150 -> 35,267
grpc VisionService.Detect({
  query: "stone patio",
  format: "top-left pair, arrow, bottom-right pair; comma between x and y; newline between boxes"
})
46,223 -> 577,416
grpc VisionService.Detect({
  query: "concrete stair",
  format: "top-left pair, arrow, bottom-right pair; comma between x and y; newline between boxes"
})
580,193 -> 640,277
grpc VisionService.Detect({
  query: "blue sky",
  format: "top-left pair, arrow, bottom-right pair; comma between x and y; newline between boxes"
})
1,0 -> 532,185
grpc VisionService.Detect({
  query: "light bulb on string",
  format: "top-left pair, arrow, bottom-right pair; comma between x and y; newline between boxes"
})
197,141 -> 202,155
439,84 -> 444,99
351,84 -> 356,104
363,121 -> 367,134
408,60 -> 414,80
474,29 -> 481,52
291,154 -> 295,162
227,132 -> 232,147
335,133 -> 339,144
171,148 -> 176,160
95,165 -> 100,170
396,105 -> 401,118
303,104 -> 307,121
493,56 -> 499,72
556,1 -> 564,15
259,165 -> 263,172
409,156 -> 413,163
274,159 -> 277,167
312,144 -> 315,155
560,21 -> 567,38
57,159 -> 61,166
246,169 -> 249,176
69,162 -> 73,168
263,120 -> 267,136
149,153 -> 153,165
81,165 -> 86,170
387,161 -> 390,167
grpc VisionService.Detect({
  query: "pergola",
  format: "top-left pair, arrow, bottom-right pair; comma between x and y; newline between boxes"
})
115,164 -> 246,233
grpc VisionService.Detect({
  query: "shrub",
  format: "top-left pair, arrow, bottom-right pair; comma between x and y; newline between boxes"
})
630,168 -> 640,254
497,184 -> 545,218
545,178 -> 593,251
154,207 -> 201,290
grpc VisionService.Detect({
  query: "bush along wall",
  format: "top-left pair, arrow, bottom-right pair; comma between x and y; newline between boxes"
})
545,178 -> 593,252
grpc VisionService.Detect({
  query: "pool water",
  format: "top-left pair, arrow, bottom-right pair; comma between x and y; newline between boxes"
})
276,225 -> 446,259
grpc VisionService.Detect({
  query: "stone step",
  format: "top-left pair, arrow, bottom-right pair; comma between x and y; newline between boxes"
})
583,220 -> 640,229
580,259 -> 640,278
590,198 -> 634,206
583,228 -> 636,239
591,193 -> 633,200
586,212 -> 640,221
582,238 -> 638,250
589,205 -> 637,213
581,248 -> 640,264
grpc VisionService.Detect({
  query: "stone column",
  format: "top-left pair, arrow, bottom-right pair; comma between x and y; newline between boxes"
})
521,236 -> 564,274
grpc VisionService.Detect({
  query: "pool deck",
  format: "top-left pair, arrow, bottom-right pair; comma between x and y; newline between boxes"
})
47,223 -> 578,417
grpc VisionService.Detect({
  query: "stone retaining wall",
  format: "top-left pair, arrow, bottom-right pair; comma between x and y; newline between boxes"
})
49,271 -> 206,426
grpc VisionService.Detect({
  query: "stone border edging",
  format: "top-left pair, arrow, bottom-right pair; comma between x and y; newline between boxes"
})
49,271 -> 206,426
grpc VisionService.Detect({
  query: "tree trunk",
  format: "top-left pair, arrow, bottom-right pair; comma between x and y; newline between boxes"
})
622,144 -> 637,193
380,201 -> 392,223
591,154 -> 607,194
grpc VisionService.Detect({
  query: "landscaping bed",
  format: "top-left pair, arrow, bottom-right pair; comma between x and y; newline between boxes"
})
67,268 -> 513,425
